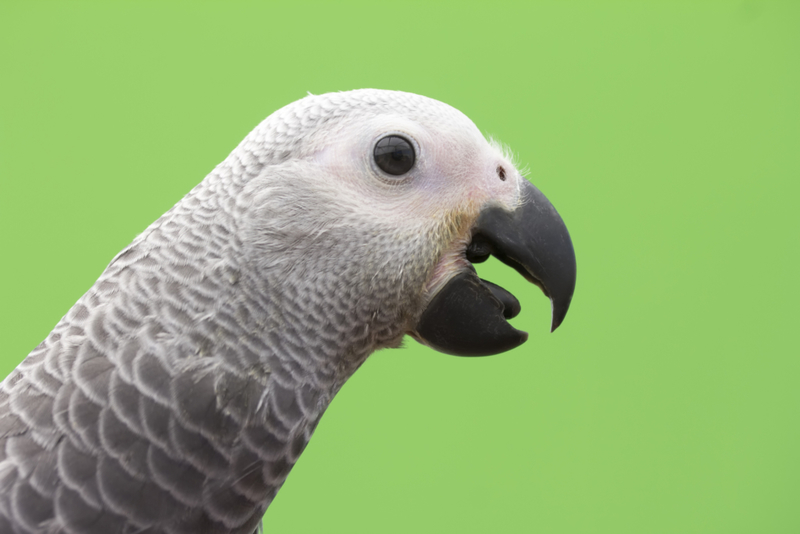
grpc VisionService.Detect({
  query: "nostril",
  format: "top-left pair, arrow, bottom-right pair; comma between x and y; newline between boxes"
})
496,165 -> 506,181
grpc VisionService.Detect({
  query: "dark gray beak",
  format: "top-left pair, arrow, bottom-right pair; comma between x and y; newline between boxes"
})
413,180 -> 576,356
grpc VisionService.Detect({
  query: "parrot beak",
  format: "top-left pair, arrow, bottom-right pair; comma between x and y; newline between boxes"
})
413,180 -> 576,356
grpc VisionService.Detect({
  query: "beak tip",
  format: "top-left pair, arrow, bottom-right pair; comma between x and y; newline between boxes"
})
549,299 -> 571,333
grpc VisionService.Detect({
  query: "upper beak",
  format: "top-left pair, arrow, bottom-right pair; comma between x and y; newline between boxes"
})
413,179 -> 576,356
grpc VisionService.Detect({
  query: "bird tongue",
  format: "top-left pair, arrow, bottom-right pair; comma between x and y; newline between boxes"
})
480,278 -> 521,319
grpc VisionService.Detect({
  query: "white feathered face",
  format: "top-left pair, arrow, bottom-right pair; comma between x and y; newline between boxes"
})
311,101 -> 522,223
241,90 -> 575,357
305,97 -> 527,300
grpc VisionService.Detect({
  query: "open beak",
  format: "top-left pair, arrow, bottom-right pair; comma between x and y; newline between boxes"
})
413,179 -> 576,356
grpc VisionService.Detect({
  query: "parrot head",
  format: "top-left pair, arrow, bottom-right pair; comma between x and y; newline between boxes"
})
234,89 -> 575,362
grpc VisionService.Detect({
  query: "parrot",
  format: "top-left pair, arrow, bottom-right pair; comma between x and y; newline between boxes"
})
0,89 -> 576,533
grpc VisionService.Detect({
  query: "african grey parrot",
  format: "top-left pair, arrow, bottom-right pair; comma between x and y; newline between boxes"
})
0,89 -> 576,533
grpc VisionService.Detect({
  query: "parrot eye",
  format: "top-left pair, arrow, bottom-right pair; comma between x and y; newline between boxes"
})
374,135 -> 415,176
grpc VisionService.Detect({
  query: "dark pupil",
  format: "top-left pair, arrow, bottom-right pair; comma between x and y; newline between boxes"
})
374,135 -> 415,176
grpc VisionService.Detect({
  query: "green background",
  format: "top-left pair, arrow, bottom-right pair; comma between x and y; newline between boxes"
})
1,1 -> 798,532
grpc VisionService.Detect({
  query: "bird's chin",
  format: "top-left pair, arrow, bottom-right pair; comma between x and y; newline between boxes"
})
411,180 -> 577,357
